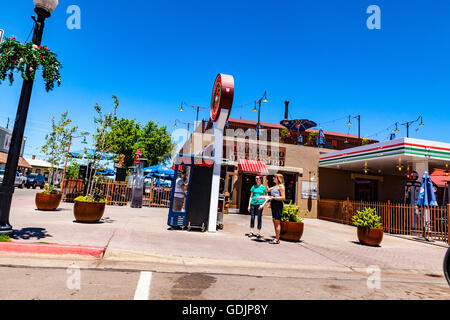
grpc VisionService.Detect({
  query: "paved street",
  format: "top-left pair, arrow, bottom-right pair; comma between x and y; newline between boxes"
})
0,189 -> 449,300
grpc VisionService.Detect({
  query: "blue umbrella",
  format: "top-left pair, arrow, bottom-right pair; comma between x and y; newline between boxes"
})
144,165 -> 174,176
97,168 -> 115,176
69,148 -> 113,160
316,129 -> 326,148
417,172 -> 438,207
417,172 -> 437,238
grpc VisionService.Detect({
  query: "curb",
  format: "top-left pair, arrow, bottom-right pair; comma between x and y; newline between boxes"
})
0,242 -> 106,258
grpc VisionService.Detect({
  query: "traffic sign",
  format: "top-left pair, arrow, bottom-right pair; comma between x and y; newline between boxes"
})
0,29 -> 4,43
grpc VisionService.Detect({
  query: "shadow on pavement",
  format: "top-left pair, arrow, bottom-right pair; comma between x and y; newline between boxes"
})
350,240 -> 381,248
12,228 -> 53,241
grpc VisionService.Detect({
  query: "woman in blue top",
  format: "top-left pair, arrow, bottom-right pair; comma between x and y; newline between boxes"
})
247,175 -> 268,238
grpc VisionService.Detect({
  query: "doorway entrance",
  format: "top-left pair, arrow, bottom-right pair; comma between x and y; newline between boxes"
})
355,179 -> 378,202
240,174 -> 256,214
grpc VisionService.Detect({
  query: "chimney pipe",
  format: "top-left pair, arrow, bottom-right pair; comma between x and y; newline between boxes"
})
32,155 -> 36,160
284,101 -> 289,120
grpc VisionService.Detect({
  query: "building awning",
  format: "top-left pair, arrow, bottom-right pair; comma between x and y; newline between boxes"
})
0,152 -> 32,169
238,159 -> 269,175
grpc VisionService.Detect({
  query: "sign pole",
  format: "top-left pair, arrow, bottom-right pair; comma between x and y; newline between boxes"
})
207,74 -> 234,233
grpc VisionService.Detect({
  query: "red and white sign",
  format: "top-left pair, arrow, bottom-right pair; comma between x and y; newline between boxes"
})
210,74 -> 234,122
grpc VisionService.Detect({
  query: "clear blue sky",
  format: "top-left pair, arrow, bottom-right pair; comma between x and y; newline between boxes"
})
1,0 -> 449,159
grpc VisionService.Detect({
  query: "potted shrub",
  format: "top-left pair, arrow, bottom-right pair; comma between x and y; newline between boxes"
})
73,96 -> 117,223
352,207 -> 384,246
37,111 -> 77,211
35,184 -> 62,211
280,201 -> 308,242
74,194 -> 107,223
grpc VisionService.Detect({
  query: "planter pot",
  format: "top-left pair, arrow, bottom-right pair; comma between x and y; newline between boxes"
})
35,193 -> 62,211
357,226 -> 384,246
280,221 -> 304,242
73,201 -> 106,223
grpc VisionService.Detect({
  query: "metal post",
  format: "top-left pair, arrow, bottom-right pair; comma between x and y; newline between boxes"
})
0,9 -> 48,235
257,100 -> 261,140
447,204 -> 450,245
61,135 -> 73,192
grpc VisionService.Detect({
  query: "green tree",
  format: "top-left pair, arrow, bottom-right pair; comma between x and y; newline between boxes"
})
41,111 -> 77,190
107,118 -> 174,168
65,160 -> 80,179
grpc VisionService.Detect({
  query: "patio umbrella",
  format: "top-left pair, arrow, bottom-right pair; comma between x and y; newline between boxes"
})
417,172 -> 438,237
144,165 -> 174,175
417,172 -> 438,207
280,119 -> 317,132
69,148 -> 113,160
97,168 -> 115,176
316,129 -> 326,147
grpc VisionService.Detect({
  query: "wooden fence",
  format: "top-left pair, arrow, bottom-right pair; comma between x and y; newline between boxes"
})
61,179 -> 172,208
318,198 -> 449,244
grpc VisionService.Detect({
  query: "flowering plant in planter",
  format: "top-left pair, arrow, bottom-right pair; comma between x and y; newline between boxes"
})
0,37 -> 62,92
281,201 -> 308,223
352,207 -> 382,229
280,201 -> 308,242
352,207 -> 384,246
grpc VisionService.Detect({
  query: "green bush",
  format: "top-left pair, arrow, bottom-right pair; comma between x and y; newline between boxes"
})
282,201 -> 308,223
352,207 -> 382,229
0,234 -> 11,242
74,195 -> 106,203
42,184 -> 61,195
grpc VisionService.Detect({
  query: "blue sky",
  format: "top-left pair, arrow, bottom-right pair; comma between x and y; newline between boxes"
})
0,0 -> 449,159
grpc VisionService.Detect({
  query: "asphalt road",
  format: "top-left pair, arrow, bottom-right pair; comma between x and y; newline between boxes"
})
3,189 -> 450,300
0,261 -> 449,300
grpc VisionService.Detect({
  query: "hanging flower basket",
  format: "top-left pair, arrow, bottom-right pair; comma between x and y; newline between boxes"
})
0,37 -> 62,92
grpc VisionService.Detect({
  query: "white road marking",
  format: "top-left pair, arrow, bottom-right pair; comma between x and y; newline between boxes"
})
134,271 -> 152,300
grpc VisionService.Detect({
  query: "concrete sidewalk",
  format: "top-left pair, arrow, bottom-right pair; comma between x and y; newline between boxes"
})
2,198 -> 449,280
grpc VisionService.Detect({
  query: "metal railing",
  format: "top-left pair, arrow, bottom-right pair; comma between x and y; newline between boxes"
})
318,198 -> 449,244
61,179 -> 172,208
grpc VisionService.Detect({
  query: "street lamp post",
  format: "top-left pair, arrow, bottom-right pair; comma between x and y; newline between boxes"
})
174,119 -> 193,140
252,91 -> 269,140
347,115 -> 361,141
0,0 -> 58,235
400,116 -> 425,138
179,101 -> 209,125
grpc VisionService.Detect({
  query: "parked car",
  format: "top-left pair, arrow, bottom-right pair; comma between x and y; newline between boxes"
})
25,174 -> 46,189
15,172 -> 27,188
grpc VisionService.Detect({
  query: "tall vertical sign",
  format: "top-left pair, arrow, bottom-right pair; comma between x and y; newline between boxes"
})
208,74 -> 234,232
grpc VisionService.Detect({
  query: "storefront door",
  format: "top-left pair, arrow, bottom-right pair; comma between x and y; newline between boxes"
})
240,174 -> 256,214
355,179 -> 378,202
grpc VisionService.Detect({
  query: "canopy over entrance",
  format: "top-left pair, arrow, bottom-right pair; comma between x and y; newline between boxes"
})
238,159 -> 269,175
319,138 -> 450,177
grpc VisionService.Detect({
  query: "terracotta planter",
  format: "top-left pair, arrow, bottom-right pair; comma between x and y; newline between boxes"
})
357,226 -> 384,246
280,221 -> 304,242
73,201 -> 106,223
35,193 -> 62,211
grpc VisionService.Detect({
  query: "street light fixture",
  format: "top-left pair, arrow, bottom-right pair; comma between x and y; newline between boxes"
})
179,101 -> 209,124
399,116 -> 424,138
0,0 -> 59,235
174,119 -> 193,140
252,91 -> 269,139
347,115 -> 361,141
